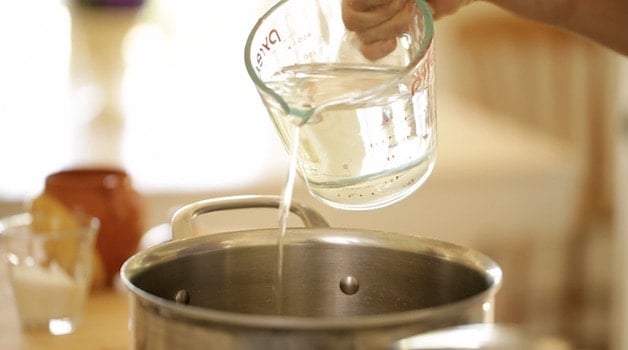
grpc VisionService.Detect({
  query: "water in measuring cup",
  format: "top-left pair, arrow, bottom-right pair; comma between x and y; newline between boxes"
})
265,63 -> 436,210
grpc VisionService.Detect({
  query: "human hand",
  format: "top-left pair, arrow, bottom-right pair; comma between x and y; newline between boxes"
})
342,0 -> 474,60
344,0 -> 628,57
341,0 -> 415,60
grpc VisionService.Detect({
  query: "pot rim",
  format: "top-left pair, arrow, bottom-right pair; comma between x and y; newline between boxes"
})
120,227 -> 502,331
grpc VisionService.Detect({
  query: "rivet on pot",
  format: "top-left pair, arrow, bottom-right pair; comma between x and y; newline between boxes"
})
174,290 -> 190,304
339,276 -> 359,295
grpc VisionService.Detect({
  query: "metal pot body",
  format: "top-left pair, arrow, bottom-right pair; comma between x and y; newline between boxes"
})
121,196 -> 502,350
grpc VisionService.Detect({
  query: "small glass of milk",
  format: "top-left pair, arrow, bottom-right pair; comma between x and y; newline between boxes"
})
0,213 -> 99,335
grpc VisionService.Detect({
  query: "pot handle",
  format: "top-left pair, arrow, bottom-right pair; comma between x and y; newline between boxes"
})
171,195 -> 330,240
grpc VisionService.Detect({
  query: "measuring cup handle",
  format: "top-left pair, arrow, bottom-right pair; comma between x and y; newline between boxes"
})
171,195 -> 330,240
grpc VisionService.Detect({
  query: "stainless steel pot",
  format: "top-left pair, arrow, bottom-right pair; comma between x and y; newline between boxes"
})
121,195 -> 502,350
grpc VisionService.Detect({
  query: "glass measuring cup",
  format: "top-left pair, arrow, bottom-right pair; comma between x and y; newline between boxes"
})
245,0 -> 436,210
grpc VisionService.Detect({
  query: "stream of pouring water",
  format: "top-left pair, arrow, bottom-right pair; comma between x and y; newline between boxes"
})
275,126 -> 302,315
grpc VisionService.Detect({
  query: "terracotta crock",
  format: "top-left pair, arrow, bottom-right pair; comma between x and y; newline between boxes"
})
44,167 -> 144,285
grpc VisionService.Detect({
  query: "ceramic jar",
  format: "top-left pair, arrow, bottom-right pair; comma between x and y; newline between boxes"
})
43,168 -> 144,286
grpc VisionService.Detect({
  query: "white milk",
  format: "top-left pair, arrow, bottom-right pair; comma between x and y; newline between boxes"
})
9,262 -> 87,329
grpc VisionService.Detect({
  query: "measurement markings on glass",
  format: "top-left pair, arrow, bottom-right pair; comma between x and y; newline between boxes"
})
254,30 -> 317,72
254,28 -> 282,73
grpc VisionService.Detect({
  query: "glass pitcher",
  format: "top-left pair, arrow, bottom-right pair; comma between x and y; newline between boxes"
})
245,0 -> 436,210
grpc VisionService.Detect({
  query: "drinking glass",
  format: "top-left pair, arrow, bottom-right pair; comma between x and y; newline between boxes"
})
0,213 -> 99,335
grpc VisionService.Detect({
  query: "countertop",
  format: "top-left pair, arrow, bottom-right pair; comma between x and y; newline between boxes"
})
1,264 -> 130,350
